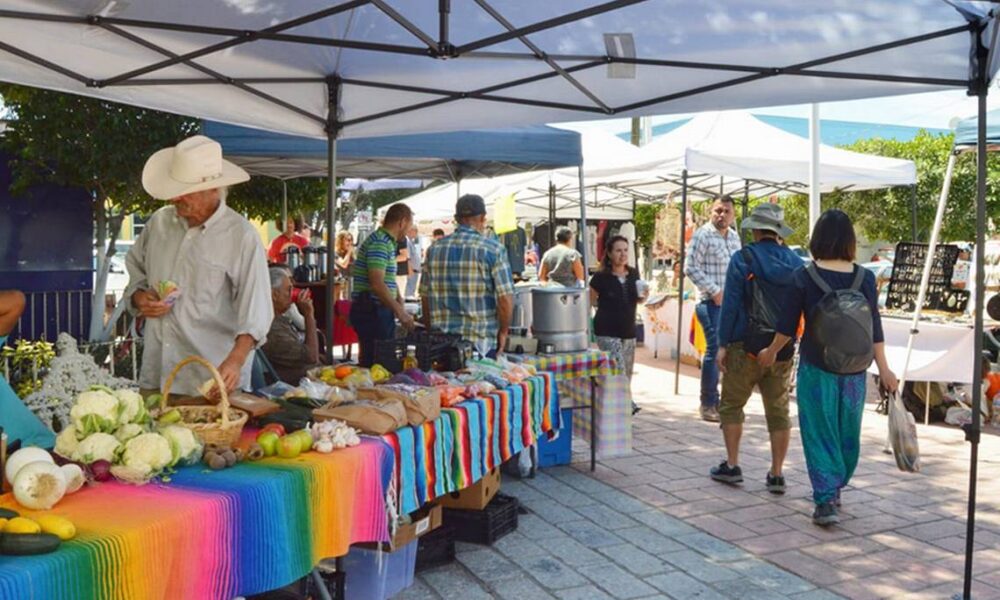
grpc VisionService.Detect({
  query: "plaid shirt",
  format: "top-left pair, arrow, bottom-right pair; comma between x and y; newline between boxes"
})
420,225 -> 515,348
684,222 -> 741,301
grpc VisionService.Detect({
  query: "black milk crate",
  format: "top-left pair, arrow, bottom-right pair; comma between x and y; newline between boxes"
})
372,339 -> 435,372
442,493 -> 519,545
415,524 -> 456,572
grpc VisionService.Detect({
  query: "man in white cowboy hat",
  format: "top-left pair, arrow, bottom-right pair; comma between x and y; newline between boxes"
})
709,202 -> 802,495
125,135 -> 272,400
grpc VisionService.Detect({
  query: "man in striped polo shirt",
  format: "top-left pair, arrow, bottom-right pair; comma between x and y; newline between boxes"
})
349,203 -> 416,366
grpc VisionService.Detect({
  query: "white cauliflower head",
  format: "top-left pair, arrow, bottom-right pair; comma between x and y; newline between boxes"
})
120,432 -> 173,474
115,389 -> 148,425
74,432 -> 122,464
71,388 -> 120,435
114,423 -> 146,443
158,425 -> 203,466
54,425 -> 81,460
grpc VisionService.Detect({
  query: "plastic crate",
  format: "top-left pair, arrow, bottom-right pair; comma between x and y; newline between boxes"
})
372,339 -> 435,372
537,407 -> 574,468
415,524 -> 456,572
342,540 -> 417,600
443,493 -> 519,545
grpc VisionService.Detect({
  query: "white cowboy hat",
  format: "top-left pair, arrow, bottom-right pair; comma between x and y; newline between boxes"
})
142,135 -> 249,200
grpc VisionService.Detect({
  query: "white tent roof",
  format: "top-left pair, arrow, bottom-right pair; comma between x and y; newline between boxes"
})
0,2 -> 994,141
619,111 -> 917,195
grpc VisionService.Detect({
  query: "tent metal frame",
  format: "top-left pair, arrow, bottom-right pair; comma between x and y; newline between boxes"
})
0,3 -> 993,596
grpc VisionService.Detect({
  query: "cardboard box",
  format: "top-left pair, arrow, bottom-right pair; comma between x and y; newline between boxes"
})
437,467 -> 501,511
360,503 -> 442,552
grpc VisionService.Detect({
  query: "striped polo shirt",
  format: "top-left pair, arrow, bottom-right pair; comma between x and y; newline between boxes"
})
352,227 -> 398,295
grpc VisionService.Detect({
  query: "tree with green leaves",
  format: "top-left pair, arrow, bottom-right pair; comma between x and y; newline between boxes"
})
0,84 -> 330,341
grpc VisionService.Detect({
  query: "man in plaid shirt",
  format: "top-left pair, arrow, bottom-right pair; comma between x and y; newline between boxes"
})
685,196 -> 741,422
421,194 -> 514,354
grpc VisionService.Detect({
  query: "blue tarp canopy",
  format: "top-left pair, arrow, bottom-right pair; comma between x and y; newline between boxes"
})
954,109 -> 1000,147
202,121 -> 582,181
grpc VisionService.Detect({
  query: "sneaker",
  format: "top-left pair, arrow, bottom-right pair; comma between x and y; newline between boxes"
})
710,460 -> 743,484
632,402 -> 642,416
812,502 -> 840,527
700,406 -> 721,422
766,472 -> 786,495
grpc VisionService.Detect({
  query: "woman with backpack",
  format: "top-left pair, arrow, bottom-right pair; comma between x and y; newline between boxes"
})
757,209 -> 898,527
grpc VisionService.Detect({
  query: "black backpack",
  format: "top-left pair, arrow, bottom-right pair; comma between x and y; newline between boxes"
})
805,263 -> 875,374
741,247 -> 794,361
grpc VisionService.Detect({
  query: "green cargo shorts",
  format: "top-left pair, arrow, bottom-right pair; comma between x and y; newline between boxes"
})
719,343 -> 793,432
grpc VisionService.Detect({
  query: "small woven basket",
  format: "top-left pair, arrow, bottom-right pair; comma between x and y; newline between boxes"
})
161,356 -> 248,447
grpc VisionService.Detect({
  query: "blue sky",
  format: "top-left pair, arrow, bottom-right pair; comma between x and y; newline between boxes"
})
560,88 -> 1000,136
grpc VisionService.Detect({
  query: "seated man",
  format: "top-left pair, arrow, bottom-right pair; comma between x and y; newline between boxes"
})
261,266 -> 326,384
0,290 -> 56,448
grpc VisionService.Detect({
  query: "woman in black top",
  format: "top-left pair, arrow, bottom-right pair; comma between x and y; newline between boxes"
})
590,236 -> 647,413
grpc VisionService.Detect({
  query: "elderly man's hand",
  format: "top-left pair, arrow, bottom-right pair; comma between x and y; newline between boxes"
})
133,289 -> 171,318
213,356 -> 243,399
295,293 -> 315,319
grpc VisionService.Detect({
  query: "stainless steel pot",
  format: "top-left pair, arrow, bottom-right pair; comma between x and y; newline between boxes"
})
531,287 -> 589,352
511,285 -> 537,331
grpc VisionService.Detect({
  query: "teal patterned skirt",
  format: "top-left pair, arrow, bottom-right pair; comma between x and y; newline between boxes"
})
796,360 -> 867,505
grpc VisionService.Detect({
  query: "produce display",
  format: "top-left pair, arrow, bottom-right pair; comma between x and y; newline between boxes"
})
4,447 -> 85,510
0,506 -> 75,556
53,385 -> 203,485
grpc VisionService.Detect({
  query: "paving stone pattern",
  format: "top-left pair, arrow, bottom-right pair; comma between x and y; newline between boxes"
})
400,347 -> 1000,599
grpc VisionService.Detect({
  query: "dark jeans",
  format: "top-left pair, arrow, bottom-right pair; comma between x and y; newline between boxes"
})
695,300 -> 721,408
349,299 -> 395,367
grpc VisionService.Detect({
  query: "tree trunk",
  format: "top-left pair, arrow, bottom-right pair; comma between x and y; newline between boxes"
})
89,204 -> 125,342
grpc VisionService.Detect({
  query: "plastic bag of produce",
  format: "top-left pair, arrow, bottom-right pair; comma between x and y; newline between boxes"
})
888,392 -> 921,473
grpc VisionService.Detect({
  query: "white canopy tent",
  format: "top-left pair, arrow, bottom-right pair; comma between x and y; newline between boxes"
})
388,126 -> 645,221
0,2 -> 998,592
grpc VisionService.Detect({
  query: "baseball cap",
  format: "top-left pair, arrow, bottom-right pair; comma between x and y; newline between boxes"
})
455,194 -> 487,218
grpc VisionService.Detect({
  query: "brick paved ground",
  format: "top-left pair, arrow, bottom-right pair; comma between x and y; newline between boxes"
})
400,346 -> 1000,599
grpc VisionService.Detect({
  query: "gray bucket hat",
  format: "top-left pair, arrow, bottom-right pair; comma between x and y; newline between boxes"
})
741,203 -> 793,238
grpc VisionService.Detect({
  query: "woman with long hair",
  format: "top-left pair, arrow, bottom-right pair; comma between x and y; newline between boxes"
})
590,235 -> 647,414
758,209 -> 898,526
335,231 -> 355,299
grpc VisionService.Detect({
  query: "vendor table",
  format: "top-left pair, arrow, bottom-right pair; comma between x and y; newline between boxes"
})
0,438 -> 392,600
522,350 -> 633,467
383,373 -> 559,515
875,316 -> 977,423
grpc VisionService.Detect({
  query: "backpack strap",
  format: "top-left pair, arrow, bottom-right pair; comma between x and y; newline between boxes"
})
849,264 -> 866,291
805,262 -> 834,294
741,247 -> 754,279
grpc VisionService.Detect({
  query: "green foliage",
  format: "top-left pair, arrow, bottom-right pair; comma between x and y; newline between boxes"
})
226,177 -> 328,222
829,131 -> 1000,243
1,339 -> 55,398
633,203 -> 657,245
0,84 -> 199,215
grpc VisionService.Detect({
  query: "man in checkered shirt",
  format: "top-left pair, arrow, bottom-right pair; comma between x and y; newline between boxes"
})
684,196 -> 741,422
421,194 -> 514,355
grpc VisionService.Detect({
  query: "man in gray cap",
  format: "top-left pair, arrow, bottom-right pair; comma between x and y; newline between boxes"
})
709,203 -> 802,495
421,195 -> 514,355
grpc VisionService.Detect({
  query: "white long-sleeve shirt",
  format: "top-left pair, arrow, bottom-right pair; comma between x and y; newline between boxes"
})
125,201 -> 272,396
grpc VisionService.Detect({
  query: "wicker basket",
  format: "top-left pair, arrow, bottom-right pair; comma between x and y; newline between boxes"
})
161,356 -> 248,448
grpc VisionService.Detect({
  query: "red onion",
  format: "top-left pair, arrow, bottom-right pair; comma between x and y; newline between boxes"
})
89,460 -> 112,482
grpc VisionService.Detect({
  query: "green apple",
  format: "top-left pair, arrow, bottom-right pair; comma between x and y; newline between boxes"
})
256,431 -> 280,457
289,429 -> 313,452
276,435 -> 301,459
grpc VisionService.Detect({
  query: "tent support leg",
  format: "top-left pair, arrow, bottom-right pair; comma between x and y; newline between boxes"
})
578,165 -> 589,280
281,180 -> 288,231
673,170 -> 688,396
963,40 -> 989,599
549,181 -> 556,248
325,75 -> 342,363
910,184 -> 918,242
742,180 -> 749,245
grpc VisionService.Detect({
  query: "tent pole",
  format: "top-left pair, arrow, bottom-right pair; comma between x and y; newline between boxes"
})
910,184 -> 918,241
578,165 -> 589,278
809,103 -> 821,230
324,76 -> 342,363
281,179 -> 288,230
963,42 -> 989,599
674,169 -> 688,396
742,180 -> 749,246
549,180 -> 556,248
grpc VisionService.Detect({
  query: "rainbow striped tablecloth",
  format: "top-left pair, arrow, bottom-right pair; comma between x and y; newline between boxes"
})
0,437 -> 392,600
383,373 -> 559,514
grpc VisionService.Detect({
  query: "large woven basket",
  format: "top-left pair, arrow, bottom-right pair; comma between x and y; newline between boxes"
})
161,356 -> 248,448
